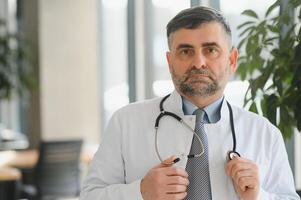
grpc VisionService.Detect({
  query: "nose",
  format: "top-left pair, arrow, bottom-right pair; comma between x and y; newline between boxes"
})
191,52 -> 206,69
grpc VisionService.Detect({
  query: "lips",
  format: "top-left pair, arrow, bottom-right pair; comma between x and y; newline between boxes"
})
186,73 -> 212,82
190,73 -> 209,78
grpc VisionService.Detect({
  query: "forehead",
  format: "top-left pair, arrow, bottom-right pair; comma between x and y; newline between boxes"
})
169,22 -> 230,49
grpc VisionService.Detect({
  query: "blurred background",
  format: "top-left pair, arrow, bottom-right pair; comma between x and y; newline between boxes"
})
0,0 -> 300,199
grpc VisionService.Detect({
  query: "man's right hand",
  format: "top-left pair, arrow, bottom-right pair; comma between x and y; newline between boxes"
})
140,156 -> 189,200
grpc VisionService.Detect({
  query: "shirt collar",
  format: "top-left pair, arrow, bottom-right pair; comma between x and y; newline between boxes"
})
182,96 -> 224,123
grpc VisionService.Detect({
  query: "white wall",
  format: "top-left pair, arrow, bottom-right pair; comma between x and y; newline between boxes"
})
39,0 -> 101,144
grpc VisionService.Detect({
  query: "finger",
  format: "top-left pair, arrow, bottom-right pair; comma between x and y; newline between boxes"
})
156,156 -> 180,168
226,158 -> 239,175
232,156 -> 254,163
166,184 -> 187,193
227,162 -> 257,177
226,162 -> 249,176
166,192 -> 187,200
166,176 -> 189,186
226,156 -> 247,173
233,169 -> 257,186
226,156 -> 254,169
165,167 -> 188,178
237,177 -> 258,192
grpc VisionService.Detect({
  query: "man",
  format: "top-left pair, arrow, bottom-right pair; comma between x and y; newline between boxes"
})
80,6 -> 300,200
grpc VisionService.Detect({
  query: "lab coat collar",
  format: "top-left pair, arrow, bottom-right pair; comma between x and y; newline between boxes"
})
164,90 -> 186,118
164,90 -> 230,125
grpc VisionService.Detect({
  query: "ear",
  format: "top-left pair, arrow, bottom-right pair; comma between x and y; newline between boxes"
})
229,47 -> 239,73
166,51 -> 173,72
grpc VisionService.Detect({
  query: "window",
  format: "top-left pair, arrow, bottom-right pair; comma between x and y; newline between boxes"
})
151,0 -> 190,97
101,0 -> 129,125
0,0 -> 21,133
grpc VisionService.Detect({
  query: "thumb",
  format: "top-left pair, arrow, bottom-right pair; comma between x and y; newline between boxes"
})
156,155 -> 180,168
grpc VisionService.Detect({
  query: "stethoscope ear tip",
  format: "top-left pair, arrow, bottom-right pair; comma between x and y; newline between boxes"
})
173,157 -> 180,163
227,151 -> 241,161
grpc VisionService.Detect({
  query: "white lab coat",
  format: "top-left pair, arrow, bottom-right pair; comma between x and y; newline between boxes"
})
80,90 -> 300,200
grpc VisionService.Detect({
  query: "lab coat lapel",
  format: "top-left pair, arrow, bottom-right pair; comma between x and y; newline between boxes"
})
158,91 -> 195,169
205,100 -> 238,200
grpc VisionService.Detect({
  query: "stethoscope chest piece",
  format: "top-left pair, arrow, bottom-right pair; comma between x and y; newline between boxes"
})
227,150 -> 241,161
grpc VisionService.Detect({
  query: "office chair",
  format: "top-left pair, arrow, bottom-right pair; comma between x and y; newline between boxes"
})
21,139 -> 83,200
0,180 -> 20,200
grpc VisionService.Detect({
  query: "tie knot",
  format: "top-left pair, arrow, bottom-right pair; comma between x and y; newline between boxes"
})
193,109 -> 205,123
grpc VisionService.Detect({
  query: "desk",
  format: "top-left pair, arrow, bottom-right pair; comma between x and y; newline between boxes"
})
0,149 -> 94,169
0,147 -> 95,199
0,150 -> 38,169
0,167 -> 21,200
0,167 -> 21,181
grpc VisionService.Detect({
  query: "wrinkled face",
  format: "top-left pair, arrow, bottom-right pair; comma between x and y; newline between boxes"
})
166,22 -> 238,97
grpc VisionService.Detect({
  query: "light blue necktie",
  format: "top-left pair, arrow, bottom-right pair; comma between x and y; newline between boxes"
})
185,109 -> 212,200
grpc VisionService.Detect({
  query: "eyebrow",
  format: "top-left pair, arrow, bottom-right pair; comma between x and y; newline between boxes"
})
176,42 -> 220,50
202,42 -> 220,48
176,44 -> 194,50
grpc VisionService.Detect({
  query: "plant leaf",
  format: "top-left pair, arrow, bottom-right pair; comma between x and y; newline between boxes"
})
242,9 -> 259,19
237,21 -> 256,30
237,38 -> 246,50
237,0 -> 301,139
239,26 -> 256,38
265,0 -> 281,18
279,105 -> 293,139
249,102 -> 258,113
266,94 -> 278,125
267,25 -> 280,34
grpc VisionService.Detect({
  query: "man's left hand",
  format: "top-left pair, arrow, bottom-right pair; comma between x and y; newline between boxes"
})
225,156 -> 260,200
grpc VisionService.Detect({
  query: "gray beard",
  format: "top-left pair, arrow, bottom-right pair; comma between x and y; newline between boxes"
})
178,80 -> 219,97
171,68 -> 220,97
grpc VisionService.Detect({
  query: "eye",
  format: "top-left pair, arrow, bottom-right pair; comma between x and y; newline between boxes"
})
208,47 -> 217,53
181,49 -> 189,54
207,47 -> 217,54
178,48 -> 194,57
204,46 -> 220,59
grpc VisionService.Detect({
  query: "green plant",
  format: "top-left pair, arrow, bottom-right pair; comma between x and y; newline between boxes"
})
0,18 -> 34,100
237,0 -> 301,139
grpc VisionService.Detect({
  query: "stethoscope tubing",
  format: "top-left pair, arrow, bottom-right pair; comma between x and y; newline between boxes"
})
154,94 -> 240,162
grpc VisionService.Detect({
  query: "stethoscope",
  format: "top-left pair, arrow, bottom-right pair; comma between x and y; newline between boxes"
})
154,94 -> 241,164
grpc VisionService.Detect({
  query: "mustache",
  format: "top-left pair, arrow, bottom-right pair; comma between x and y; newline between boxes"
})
183,68 -> 213,81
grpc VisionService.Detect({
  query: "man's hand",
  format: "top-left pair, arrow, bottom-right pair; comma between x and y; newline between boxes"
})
225,156 -> 260,200
140,156 -> 189,200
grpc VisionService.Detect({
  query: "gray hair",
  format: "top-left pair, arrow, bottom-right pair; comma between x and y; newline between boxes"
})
166,6 -> 232,49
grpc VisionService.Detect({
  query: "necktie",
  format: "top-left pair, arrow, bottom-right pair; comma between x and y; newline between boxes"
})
185,109 -> 212,200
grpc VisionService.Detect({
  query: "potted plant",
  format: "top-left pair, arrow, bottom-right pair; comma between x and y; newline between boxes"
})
237,0 -> 301,139
0,18 -> 35,147
0,18 -> 34,100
